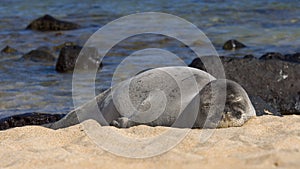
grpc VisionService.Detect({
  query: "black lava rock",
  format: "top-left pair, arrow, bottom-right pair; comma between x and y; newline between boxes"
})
0,113 -> 65,130
56,45 -> 81,72
23,47 -> 55,62
249,96 -> 281,116
285,53 -> 300,63
1,45 -> 18,54
188,57 -> 206,71
259,52 -> 300,64
22,47 -> 55,62
189,55 -> 300,115
26,14 -> 80,31
243,54 -> 255,59
188,55 -> 232,72
260,52 -> 285,60
222,39 -> 246,50
56,44 -> 102,73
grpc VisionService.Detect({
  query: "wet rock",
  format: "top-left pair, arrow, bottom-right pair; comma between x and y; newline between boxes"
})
189,55 -> 300,115
224,59 -> 300,115
243,54 -> 255,59
260,52 -> 285,60
222,39 -> 246,50
188,55 -> 232,72
284,53 -> 300,63
55,44 -> 81,72
259,52 -> 300,64
1,45 -> 18,54
188,57 -> 206,71
56,44 -> 102,73
26,14 -> 80,31
249,96 -> 280,116
0,113 -> 65,130
22,47 -> 55,62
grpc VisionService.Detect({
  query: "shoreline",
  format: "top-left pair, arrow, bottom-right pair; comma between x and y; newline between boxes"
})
0,51 -> 299,130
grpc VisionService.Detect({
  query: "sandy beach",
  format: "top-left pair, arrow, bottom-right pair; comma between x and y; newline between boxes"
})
0,115 -> 299,169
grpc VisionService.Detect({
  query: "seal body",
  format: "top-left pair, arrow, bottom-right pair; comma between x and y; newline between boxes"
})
46,66 -> 255,129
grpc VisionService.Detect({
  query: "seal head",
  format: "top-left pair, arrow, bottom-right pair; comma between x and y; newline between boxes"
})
197,79 -> 256,128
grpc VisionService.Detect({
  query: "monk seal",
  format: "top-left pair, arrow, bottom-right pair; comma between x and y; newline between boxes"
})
45,66 -> 255,129
111,79 -> 255,128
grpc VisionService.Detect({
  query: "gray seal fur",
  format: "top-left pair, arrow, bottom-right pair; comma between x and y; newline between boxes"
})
45,66 -> 255,129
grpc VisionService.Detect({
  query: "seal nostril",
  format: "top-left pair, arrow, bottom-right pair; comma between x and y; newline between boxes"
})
232,111 -> 242,119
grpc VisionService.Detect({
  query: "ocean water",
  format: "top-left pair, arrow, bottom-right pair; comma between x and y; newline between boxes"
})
0,0 -> 300,118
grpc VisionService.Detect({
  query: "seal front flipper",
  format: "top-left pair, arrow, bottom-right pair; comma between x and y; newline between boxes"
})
110,117 -> 133,128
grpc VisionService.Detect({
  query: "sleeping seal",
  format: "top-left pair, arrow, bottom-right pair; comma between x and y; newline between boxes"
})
46,66 -> 255,129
